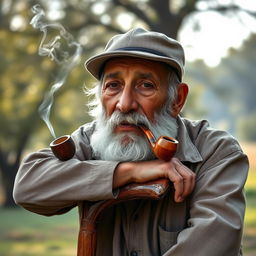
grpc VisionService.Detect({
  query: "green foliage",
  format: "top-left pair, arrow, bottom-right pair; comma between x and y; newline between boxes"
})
0,0 -> 93,206
0,207 -> 78,255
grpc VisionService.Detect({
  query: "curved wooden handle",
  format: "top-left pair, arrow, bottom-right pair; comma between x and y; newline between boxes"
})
77,178 -> 170,256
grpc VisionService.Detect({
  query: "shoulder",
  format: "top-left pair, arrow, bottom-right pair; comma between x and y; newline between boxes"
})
181,118 -> 248,186
71,121 -> 96,160
72,121 -> 96,141
182,118 -> 243,162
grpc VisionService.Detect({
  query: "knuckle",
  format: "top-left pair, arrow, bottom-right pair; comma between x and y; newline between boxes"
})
190,172 -> 196,180
174,175 -> 183,183
171,157 -> 179,164
187,172 -> 195,179
166,161 -> 174,169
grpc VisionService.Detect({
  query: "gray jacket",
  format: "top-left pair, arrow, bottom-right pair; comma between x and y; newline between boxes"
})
13,117 -> 249,256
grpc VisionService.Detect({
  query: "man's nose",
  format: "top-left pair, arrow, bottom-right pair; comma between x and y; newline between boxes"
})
116,87 -> 138,113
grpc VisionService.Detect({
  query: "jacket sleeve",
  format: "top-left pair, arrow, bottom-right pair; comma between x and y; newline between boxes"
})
165,147 -> 249,255
13,125 -> 119,216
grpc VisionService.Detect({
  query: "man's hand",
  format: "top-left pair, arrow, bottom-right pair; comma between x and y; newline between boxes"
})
113,158 -> 196,203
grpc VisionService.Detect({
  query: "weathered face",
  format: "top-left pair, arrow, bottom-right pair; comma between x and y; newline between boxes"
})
101,57 -> 171,135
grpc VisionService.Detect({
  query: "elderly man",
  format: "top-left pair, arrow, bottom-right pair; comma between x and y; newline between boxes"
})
13,28 -> 248,256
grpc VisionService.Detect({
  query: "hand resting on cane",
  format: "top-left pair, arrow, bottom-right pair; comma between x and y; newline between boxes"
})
113,157 -> 196,203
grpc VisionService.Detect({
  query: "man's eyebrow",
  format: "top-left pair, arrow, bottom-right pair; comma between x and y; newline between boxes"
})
135,72 -> 155,79
103,71 -> 155,80
104,71 -> 121,79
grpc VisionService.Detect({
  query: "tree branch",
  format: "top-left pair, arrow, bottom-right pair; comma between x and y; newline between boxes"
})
0,147 -> 8,172
112,0 -> 154,28
203,3 -> 256,17
179,0 -> 197,17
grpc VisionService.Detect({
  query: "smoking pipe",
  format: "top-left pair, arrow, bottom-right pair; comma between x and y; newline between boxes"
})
50,135 -> 76,161
50,126 -> 178,162
139,125 -> 178,161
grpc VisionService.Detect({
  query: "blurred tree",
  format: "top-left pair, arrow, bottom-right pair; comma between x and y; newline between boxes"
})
0,1 -> 89,206
238,113 -> 256,141
212,34 -> 256,139
56,0 -> 256,39
0,0 -> 255,206
183,34 -> 256,138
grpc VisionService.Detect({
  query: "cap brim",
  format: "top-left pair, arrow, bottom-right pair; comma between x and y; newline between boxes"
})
85,50 -> 183,80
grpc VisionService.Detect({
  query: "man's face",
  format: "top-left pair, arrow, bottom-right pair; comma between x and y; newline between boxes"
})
101,57 -> 170,136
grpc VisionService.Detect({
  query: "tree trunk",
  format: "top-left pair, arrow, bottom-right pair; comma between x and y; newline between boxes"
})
1,164 -> 18,207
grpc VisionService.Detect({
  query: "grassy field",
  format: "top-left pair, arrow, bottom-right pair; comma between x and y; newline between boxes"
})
0,143 -> 255,255
243,170 -> 256,256
0,207 -> 79,255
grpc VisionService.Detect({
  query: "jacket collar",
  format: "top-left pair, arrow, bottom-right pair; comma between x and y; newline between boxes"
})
175,116 -> 203,163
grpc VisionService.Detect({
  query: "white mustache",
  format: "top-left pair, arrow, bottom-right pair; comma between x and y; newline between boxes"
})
91,107 -> 178,161
107,111 -> 152,130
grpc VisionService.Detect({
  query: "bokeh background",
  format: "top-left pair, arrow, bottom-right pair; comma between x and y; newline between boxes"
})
0,0 -> 255,255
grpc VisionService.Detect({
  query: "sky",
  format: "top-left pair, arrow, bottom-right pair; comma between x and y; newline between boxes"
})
179,7 -> 256,67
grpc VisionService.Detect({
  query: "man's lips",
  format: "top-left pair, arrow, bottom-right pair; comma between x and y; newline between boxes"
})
115,122 -> 142,133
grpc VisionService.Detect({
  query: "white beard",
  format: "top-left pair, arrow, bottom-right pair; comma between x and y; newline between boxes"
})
90,107 -> 178,162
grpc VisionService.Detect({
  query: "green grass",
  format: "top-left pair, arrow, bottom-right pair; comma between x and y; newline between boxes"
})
245,168 -> 256,225
242,168 -> 256,256
245,168 -> 256,190
0,207 -> 79,256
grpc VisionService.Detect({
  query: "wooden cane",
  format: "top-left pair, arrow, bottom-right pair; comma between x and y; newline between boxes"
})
77,178 -> 170,256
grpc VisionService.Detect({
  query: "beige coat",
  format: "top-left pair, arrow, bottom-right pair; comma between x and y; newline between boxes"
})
13,117 -> 249,256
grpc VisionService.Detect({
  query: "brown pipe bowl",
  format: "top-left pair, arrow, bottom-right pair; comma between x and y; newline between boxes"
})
154,136 -> 178,161
50,135 -> 76,161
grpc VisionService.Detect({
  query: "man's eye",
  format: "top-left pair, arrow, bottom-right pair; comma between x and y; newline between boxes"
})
107,82 -> 119,88
104,82 -> 120,89
137,81 -> 156,96
142,82 -> 154,88
138,81 -> 155,90
103,82 -> 121,95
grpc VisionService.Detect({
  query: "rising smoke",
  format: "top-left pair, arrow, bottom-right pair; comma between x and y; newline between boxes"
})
30,4 -> 82,138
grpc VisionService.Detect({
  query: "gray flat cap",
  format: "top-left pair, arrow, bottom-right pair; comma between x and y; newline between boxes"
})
85,28 -> 185,81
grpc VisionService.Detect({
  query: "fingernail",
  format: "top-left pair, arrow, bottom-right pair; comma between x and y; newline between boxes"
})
177,196 -> 184,202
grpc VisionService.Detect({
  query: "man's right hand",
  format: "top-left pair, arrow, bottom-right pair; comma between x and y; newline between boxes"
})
113,158 -> 196,203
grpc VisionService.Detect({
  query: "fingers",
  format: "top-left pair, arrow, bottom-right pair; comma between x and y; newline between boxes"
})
127,158 -> 196,203
166,158 -> 196,203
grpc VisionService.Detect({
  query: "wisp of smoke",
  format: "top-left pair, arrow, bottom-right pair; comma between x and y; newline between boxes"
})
30,4 -> 82,138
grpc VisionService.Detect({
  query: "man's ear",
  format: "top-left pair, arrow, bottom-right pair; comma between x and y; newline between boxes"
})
170,83 -> 189,117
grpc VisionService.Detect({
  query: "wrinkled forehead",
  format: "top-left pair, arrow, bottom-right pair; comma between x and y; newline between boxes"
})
102,57 -> 172,79
100,57 -> 174,77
